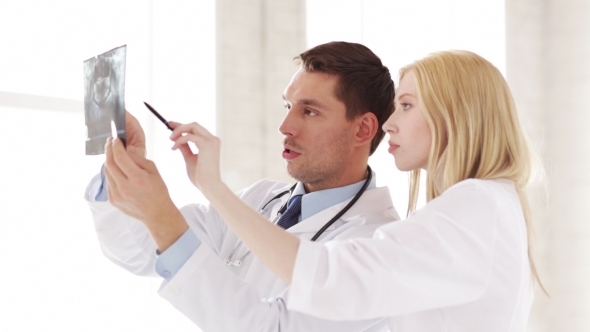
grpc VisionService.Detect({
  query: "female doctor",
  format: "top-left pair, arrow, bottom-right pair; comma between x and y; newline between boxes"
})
167,50 -> 541,331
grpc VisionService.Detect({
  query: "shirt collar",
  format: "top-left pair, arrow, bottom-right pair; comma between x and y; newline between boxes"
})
291,170 -> 377,221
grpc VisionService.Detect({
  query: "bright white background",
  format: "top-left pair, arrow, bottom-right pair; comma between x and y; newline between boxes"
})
0,1 -> 214,331
0,0 -> 504,331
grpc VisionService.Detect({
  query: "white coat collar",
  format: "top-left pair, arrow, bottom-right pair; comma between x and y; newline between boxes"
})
270,184 -> 293,196
285,186 -> 396,234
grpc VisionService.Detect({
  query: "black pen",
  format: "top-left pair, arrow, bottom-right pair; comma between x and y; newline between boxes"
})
144,102 -> 173,131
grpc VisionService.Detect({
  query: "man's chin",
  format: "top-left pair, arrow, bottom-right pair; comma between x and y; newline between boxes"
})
286,164 -> 308,183
285,165 -> 299,181
286,166 -> 324,185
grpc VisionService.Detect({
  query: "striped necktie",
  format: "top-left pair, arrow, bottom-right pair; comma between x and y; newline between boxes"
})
276,195 -> 302,229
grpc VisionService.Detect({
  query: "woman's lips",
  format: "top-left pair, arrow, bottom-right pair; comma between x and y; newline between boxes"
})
282,148 -> 301,160
388,144 -> 400,153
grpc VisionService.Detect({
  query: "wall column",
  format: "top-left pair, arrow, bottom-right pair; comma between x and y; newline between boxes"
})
507,0 -> 590,330
216,0 -> 306,190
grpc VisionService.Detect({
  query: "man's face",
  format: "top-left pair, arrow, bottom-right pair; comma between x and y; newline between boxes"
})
280,68 -> 357,188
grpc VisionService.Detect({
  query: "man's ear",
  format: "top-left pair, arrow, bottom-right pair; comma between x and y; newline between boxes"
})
355,112 -> 378,148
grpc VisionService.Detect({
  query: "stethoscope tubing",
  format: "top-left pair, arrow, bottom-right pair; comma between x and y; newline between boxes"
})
225,166 -> 372,267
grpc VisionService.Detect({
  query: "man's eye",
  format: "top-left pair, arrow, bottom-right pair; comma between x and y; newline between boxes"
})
304,109 -> 317,116
284,104 -> 291,110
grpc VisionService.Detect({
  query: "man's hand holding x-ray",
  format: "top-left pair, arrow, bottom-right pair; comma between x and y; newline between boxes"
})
103,112 -> 188,253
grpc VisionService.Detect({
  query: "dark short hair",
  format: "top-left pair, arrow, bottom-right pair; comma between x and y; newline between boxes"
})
295,42 -> 395,155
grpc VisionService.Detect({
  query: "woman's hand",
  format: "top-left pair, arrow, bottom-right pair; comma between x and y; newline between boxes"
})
168,121 -> 223,195
168,121 -> 299,284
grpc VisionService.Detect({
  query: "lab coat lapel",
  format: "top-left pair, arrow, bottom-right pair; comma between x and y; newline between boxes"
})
286,186 -> 395,235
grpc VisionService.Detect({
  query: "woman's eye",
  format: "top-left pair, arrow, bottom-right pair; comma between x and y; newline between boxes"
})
284,104 -> 291,110
402,103 -> 411,110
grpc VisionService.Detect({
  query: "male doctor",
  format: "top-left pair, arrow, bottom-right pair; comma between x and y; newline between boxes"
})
86,41 -> 399,331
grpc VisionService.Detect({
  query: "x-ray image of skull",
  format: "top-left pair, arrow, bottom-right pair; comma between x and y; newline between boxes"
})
92,56 -> 113,106
84,45 -> 126,155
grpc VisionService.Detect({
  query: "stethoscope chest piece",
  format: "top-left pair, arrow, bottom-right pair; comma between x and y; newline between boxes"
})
225,258 -> 242,267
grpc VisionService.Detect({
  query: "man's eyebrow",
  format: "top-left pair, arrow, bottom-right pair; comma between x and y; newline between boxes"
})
282,94 -> 327,109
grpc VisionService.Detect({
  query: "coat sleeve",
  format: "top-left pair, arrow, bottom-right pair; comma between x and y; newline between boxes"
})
84,174 -> 276,277
86,173 -> 159,276
287,180 -> 500,320
85,175 -> 285,277
159,243 -> 389,332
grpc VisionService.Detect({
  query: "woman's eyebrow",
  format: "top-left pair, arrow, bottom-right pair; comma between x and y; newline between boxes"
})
396,93 -> 414,100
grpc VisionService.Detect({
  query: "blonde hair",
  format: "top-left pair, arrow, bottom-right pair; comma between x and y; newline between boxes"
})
401,50 -> 544,291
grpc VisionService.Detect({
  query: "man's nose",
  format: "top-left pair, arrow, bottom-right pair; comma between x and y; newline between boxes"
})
278,108 -> 298,137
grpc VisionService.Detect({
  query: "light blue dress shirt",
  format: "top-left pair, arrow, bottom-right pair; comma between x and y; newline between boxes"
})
291,173 -> 376,222
95,167 -> 376,281
94,164 -> 108,201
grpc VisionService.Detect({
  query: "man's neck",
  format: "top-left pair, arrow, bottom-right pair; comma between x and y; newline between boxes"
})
303,164 -> 368,193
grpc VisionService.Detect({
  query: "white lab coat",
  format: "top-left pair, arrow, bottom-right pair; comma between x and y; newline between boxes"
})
287,178 -> 535,332
85,176 -> 400,332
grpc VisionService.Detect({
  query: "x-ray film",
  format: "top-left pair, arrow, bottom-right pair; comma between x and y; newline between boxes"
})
84,45 -> 126,155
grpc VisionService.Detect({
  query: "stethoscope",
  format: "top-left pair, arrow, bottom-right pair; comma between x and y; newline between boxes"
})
224,166 -> 373,267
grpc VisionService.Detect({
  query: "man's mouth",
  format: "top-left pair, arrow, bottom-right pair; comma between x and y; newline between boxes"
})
282,148 -> 301,161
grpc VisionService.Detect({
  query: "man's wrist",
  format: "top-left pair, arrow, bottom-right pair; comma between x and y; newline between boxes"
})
145,205 -> 189,253
155,229 -> 201,280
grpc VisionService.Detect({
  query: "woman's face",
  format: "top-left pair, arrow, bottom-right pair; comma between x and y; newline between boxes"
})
382,70 -> 432,171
